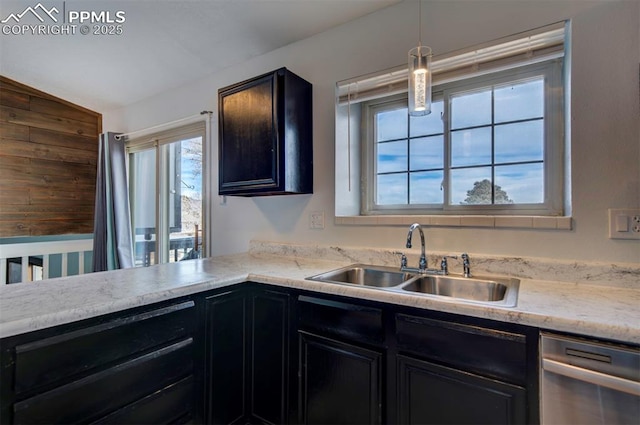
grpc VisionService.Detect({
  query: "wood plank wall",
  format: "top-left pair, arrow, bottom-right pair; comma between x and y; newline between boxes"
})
0,76 -> 102,237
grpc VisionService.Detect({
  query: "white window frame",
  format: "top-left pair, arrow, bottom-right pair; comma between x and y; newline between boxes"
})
361,59 -> 564,216
126,122 -> 207,264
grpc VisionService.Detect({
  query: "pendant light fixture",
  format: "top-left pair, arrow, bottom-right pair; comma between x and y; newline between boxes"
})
408,0 -> 432,116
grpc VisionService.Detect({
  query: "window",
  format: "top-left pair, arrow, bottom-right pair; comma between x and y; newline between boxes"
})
364,61 -> 562,215
336,22 -> 568,219
127,123 -> 206,266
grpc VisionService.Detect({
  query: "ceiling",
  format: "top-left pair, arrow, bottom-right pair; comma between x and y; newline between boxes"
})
0,0 -> 400,113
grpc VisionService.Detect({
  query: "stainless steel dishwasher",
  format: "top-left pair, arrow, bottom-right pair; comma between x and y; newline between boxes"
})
541,332 -> 640,424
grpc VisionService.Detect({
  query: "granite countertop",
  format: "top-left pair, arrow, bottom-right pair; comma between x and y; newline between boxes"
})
1,242 -> 639,344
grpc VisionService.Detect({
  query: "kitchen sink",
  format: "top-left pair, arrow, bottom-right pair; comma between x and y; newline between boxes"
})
307,264 -> 415,287
307,264 -> 519,307
397,274 -> 519,306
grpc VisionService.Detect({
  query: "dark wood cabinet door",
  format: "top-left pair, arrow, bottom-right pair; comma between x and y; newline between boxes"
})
249,289 -> 291,424
219,73 -> 277,189
204,290 -> 247,425
397,354 -> 527,425
299,331 -> 382,425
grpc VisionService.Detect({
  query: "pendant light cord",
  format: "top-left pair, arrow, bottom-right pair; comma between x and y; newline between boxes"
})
418,0 -> 422,46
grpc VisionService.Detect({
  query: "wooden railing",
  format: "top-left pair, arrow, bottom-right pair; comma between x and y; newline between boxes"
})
0,239 -> 93,284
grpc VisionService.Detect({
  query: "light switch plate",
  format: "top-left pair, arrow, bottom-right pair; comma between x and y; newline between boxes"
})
608,208 -> 640,239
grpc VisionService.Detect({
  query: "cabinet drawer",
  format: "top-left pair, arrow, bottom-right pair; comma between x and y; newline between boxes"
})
396,313 -> 527,385
13,338 -> 194,424
14,300 -> 195,395
92,375 -> 194,425
298,295 -> 384,345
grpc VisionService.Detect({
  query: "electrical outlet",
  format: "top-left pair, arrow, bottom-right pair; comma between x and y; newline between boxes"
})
309,211 -> 325,230
608,209 -> 640,239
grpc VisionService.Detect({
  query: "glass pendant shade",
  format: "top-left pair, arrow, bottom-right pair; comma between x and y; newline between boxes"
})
408,45 -> 432,116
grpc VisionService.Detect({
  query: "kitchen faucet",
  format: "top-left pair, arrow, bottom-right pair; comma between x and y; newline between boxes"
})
399,223 -> 472,277
404,223 -> 428,273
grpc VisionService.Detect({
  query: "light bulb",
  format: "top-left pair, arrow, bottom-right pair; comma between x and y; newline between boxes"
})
413,68 -> 427,112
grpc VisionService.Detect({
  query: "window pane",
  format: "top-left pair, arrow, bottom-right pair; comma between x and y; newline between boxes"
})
377,140 -> 407,173
410,100 -> 443,137
410,135 -> 443,170
495,79 -> 544,123
451,89 -> 491,129
168,137 -> 203,263
410,171 -> 444,204
451,167 -> 492,205
451,127 -> 492,167
130,148 -> 158,266
495,163 -> 543,204
495,120 -> 544,163
377,173 -> 407,205
377,108 -> 407,141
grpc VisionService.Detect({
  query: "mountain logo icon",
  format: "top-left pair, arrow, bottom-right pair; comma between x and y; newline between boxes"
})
1,3 -> 59,24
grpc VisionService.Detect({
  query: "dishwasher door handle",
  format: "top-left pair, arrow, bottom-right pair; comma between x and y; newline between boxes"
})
543,358 -> 640,396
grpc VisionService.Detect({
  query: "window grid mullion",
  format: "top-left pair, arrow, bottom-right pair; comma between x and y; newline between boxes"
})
443,95 -> 451,208
491,86 -> 496,205
406,114 -> 411,204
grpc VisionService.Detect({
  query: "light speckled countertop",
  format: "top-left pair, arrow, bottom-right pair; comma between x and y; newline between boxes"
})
1,242 -> 639,344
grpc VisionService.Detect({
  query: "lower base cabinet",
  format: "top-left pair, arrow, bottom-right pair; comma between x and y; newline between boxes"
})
0,283 -> 540,425
299,332 -> 382,425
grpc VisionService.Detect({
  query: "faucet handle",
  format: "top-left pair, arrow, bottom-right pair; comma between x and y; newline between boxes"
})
392,251 -> 408,269
440,255 -> 458,275
461,253 -> 471,277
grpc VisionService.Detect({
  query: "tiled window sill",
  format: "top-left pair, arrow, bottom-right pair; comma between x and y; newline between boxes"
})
335,215 -> 573,230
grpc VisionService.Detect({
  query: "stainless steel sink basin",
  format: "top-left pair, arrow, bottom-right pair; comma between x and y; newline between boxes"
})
307,263 -> 519,307
396,274 -> 519,307
307,264 -> 415,288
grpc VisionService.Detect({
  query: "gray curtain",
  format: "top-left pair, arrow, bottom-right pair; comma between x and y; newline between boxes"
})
92,132 -> 134,271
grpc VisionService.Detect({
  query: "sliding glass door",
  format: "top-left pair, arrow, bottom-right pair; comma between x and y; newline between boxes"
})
128,124 -> 204,266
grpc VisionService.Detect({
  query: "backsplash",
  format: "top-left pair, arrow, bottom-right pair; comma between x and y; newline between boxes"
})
249,240 -> 640,289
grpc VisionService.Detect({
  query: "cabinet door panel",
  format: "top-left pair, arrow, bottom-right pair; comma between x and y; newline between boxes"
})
299,332 -> 382,425
13,338 -> 194,424
250,290 -> 290,424
220,74 -> 277,188
397,355 -> 527,425
204,291 -> 247,425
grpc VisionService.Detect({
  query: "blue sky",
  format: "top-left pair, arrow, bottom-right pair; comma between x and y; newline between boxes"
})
375,78 -> 545,205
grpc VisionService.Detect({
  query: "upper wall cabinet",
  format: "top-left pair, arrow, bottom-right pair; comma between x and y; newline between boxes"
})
218,68 -> 313,196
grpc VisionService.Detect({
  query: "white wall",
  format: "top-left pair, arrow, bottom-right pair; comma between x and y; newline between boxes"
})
105,0 -> 640,263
